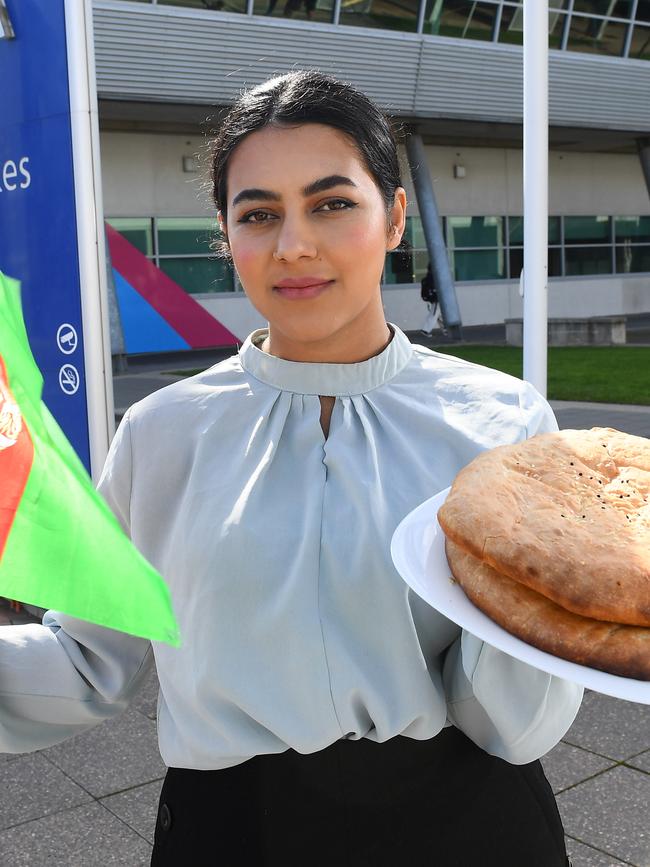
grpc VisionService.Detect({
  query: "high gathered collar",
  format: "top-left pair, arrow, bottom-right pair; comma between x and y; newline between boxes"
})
238,323 -> 413,396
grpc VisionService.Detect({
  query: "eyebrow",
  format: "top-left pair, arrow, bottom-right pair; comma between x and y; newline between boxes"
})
231,174 -> 358,208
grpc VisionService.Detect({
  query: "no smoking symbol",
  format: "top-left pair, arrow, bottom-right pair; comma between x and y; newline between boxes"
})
59,364 -> 80,395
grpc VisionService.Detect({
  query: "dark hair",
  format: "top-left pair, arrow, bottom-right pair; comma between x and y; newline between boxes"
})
209,70 -> 403,260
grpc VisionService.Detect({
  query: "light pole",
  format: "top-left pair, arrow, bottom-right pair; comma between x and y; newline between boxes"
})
523,0 -> 549,396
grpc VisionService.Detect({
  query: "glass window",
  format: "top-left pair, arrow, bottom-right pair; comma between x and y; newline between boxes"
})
498,4 -> 525,47
508,216 -> 523,245
158,0 -> 248,13
564,216 -> 611,245
339,0 -> 419,33
107,218 -> 154,256
615,245 -> 650,272
385,242 -> 416,284
497,5 -> 567,48
451,249 -> 506,281
411,248 -> 433,282
384,215 -> 434,284
550,215 -> 562,244
548,247 -> 563,277
446,216 -> 505,280
566,13 -> 629,56
565,246 -> 612,275
614,216 -> 650,243
108,216 -> 237,294
423,1 -> 498,39
157,217 -> 218,256
383,247 -> 431,284
402,214 -> 428,249
509,247 -> 563,279
508,216 -> 560,245
508,247 -> 523,279
636,0 -> 650,22
158,257 -> 235,294
548,9 -> 567,48
629,24 -> 650,58
253,0 -> 334,23
573,0 -> 633,14
446,216 -> 504,248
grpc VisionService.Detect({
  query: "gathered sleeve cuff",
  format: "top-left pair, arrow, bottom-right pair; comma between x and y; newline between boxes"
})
0,409 -> 153,754
442,631 -> 583,765
440,376 -> 582,764
0,617 -> 153,753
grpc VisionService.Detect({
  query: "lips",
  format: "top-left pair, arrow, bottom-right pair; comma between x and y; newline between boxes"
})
273,279 -> 335,299
274,277 -> 334,289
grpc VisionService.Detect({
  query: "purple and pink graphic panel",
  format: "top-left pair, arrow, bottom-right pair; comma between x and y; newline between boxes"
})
107,224 -> 239,355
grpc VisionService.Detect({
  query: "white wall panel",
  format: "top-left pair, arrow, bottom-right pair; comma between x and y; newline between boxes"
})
100,129 -> 650,335
385,277 -> 649,330
549,152 -> 650,216
101,131 -> 214,216
196,295 -> 267,341
102,132 -> 649,219
165,276 -> 650,342
424,146 -> 513,215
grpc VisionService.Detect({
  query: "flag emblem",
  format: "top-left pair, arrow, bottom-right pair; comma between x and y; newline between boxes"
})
0,357 -> 34,560
0,272 -> 180,645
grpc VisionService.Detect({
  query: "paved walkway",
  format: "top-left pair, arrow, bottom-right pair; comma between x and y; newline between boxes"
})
551,400 -> 650,439
1,346 -> 649,865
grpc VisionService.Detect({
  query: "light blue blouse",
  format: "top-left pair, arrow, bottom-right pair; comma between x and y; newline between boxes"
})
0,323 -> 582,768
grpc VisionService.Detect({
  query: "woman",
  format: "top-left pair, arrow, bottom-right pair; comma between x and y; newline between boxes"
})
0,71 -> 581,865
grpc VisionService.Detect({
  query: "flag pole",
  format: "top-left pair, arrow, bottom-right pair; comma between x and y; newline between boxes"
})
523,0 -> 549,397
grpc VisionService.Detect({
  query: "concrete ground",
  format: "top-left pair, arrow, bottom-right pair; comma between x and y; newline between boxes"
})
1,335 -> 649,866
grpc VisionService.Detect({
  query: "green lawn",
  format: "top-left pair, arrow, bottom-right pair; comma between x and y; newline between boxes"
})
166,345 -> 650,405
432,345 -> 650,405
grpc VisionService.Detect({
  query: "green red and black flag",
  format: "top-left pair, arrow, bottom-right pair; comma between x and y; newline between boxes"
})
0,271 -> 180,645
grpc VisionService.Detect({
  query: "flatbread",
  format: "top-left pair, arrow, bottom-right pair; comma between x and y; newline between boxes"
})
445,538 -> 650,681
437,428 -> 650,627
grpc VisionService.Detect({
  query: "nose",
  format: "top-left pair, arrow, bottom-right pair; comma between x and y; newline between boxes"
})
273,214 -> 318,262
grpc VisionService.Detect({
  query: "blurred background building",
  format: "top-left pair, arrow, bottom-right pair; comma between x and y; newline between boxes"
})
94,0 -> 650,353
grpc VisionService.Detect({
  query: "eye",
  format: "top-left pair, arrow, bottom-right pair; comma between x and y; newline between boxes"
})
238,210 -> 275,224
237,198 -> 357,224
317,198 -> 357,212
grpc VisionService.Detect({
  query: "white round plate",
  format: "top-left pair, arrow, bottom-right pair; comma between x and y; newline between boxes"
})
390,487 -> 650,705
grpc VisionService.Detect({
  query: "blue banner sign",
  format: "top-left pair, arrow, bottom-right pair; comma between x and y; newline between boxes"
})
0,0 -> 91,468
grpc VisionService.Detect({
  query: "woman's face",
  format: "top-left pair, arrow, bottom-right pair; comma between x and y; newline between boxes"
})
219,123 -> 406,362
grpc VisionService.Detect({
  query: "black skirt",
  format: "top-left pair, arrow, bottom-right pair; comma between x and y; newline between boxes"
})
150,726 -> 569,867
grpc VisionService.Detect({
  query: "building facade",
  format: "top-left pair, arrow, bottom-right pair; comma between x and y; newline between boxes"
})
94,0 -> 650,352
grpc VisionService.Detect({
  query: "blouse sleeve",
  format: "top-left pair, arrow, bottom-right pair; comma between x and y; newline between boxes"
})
0,409 -> 154,754
441,381 -> 584,765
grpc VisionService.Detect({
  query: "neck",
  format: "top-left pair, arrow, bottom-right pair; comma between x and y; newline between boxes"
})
260,300 -> 393,364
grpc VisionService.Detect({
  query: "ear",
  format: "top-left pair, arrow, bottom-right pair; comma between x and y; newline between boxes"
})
387,187 -> 407,251
217,209 -> 227,239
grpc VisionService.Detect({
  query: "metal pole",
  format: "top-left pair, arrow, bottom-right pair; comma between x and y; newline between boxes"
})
405,131 -> 463,339
65,0 -> 116,477
637,138 -> 650,200
523,0 -> 548,396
